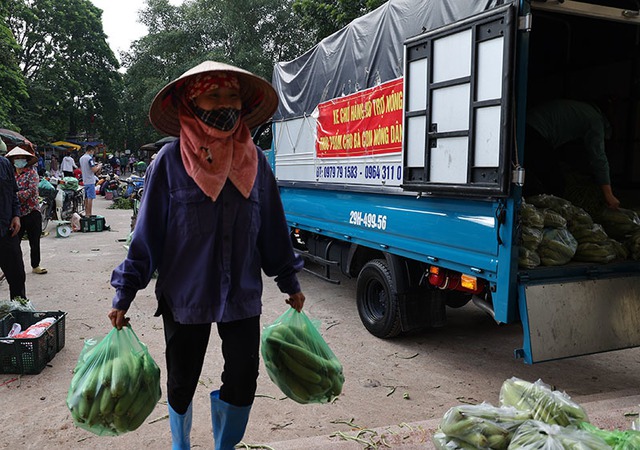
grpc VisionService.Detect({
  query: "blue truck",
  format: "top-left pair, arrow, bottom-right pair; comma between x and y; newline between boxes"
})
268,0 -> 640,363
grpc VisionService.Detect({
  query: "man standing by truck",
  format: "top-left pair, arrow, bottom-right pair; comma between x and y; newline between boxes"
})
524,99 -> 620,209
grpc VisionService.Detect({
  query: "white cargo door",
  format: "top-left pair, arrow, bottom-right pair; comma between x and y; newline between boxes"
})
403,4 -> 516,197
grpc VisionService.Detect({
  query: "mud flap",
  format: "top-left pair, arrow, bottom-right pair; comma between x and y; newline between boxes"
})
517,277 -> 640,363
399,289 -> 446,332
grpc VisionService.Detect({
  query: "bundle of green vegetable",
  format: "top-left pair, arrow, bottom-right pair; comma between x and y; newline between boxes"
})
67,326 -> 161,435
261,308 -> 344,404
435,403 -> 531,449
0,296 -> 34,319
433,377 -> 640,449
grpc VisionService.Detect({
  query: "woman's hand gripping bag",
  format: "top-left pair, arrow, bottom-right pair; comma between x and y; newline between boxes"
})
261,308 -> 344,404
66,326 -> 162,436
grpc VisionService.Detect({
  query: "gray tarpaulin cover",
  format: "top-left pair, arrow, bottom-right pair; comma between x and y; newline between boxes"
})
272,0 -> 507,120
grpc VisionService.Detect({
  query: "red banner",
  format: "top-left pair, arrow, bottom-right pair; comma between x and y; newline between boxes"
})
316,78 -> 404,158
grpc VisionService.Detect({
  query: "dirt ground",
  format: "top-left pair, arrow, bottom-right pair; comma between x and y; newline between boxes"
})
2,195 -> 640,450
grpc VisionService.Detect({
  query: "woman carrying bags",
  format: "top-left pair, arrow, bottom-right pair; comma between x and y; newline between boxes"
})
6,147 -> 47,275
108,61 -> 305,450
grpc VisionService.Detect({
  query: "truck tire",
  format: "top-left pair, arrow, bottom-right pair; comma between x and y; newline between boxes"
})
357,259 -> 402,338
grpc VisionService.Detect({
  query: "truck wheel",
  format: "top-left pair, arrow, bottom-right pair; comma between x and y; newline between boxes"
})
357,259 -> 402,338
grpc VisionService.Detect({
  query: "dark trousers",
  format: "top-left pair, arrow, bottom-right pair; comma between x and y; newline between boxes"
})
63,171 -> 74,178
18,209 -> 42,268
161,305 -> 260,414
0,233 -> 26,299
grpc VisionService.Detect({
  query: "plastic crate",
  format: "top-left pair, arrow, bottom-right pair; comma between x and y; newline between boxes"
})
80,215 -> 106,232
0,311 -> 67,374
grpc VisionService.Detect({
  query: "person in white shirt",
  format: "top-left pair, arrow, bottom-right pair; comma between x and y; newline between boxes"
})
60,152 -> 77,177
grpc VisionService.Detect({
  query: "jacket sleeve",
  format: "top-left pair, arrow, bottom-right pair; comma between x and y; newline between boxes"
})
256,152 -> 303,295
110,155 -> 169,310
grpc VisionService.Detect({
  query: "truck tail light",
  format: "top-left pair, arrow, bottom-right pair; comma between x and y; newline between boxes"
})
427,266 -> 484,295
460,274 -> 477,291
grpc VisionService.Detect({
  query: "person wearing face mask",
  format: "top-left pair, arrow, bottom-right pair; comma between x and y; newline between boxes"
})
0,143 -> 27,300
6,147 -> 47,275
108,61 -> 305,450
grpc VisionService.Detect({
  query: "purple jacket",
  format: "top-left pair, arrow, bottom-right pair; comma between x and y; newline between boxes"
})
111,139 -> 303,324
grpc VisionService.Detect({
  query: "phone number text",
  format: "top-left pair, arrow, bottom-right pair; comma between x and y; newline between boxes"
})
316,164 -> 402,181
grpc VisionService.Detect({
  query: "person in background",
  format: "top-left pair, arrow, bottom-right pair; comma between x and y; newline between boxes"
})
37,152 -> 45,175
50,154 -> 59,176
120,154 -> 129,175
79,145 -> 102,217
108,153 -> 120,175
61,151 -> 77,177
0,139 -> 27,298
525,98 -> 620,209
108,61 -> 305,450
128,155 -> 136,174
6,148 -> 47,275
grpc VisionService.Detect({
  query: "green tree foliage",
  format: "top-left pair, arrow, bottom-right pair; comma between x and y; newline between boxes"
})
292,0 -> 387,42
1,0 -> 383,150
5,0 -> 123,144
119,0 -> 314,149
0,3 -> 28,130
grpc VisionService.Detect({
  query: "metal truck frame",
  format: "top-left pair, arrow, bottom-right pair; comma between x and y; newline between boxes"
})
269,0 -> 640,363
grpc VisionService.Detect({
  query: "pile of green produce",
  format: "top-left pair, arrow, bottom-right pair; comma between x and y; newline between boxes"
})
108,197 -> 133,210
518,195 -> 640,268
433,377 -> 640,449
0,296 -> 34,319
67,326 -> 161,435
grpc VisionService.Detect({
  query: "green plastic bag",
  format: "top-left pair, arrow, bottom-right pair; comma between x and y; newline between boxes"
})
67,326 -> 162,436
261,308 -> 344,404
509,420 -> 610,449
580,422 -> 640,450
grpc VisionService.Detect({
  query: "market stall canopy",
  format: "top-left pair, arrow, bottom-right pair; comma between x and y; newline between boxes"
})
51,141 -> 81,150
0,128 -> 34,151
139,143 -> 157,152
140,136 -> 177,151
41,144 -> 68,151
156,136 -> 177,147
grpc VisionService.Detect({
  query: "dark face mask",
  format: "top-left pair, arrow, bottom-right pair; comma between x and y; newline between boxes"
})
191,104 -> 241,131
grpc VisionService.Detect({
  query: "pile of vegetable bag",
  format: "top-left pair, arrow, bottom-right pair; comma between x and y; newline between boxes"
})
433,377 -> 640,449
261,308 -> 344,404
519,194 -> 638,268
67,326 -> 161,436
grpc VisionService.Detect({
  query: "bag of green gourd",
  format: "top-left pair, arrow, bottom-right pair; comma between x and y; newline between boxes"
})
509,420 -> 609,449
67,326 -> 162,436
261,308 -> 344,404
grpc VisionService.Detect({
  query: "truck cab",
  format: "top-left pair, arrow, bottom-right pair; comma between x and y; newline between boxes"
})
270,0 -> 640,363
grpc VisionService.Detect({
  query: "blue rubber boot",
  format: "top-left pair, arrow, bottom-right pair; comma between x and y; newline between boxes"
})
210,390 -> 252,450
168,402 -> 192,450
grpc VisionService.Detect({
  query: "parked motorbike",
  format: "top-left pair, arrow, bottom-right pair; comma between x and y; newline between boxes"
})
49,177 -> 85,221
97,174 -> 120,197
130,186 -> 144,232
38,183 -> 57,232
119,175 -> 145,199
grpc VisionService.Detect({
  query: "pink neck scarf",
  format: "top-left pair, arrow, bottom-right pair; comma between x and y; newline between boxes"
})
178,101 -> 257,201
